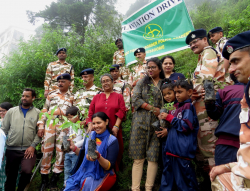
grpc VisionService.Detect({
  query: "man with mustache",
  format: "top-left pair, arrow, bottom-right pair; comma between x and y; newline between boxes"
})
1,88 -> 41,191
44,48 -> 74,98
186,29 -> 226,190
210,30 -> 250,190
38,73 -> 73,191
73,68 -> 100,118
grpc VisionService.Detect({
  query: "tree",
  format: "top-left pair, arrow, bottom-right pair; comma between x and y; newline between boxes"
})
26,0 -> 120,42
0,24 -> 117,107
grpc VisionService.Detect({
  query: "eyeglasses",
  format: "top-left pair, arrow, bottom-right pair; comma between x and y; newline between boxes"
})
146,66 -> 157,70
189,38 -> 201,47
101,79 -> 112,84
0,110 -> 6,113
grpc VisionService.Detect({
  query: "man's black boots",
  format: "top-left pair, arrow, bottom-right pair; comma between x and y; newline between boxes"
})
50,173 -> 60,190
39,174 -> 49,191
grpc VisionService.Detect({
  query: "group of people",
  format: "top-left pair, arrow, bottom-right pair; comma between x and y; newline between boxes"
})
0,26 -> 249,191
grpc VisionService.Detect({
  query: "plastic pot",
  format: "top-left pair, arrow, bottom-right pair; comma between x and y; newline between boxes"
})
62,135 -> 71,152
88,139 -> 97,160
203,79 -> 216,103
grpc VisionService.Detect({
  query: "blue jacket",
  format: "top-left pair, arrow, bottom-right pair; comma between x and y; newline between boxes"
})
164,99 -> 199,159
205,83 -> 244,137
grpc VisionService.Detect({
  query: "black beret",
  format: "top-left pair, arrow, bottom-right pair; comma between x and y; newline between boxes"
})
109,64 -> 120,71
56,48 -> 67,55
222,30 -> 250,60
115,38 -> 122,45
208,27 -> 223,39
80,68 -> 94,76
57,73 -> 71,81
186,29 -> 207,45
134,48 -> 146,56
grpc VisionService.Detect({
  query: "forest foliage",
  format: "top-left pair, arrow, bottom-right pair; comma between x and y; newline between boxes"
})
0,0 -> 250,190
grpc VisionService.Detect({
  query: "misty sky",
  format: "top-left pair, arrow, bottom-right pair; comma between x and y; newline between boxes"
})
0,0 -> 135,34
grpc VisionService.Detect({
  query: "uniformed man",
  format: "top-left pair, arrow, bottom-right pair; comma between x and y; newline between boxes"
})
112,38 -> 130,81
208,27 -> 231,84
210,30 -> 250,190
110,64 -> 131,111
186,29 -> 226,189
73,68 -> 100,117
44,48 -> 74,98
128,47 -> 147,88
38,73 -> 73,191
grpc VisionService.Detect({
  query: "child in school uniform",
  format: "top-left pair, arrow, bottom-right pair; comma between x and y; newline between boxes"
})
158,79 -> 199,191
62,106 -> 85,190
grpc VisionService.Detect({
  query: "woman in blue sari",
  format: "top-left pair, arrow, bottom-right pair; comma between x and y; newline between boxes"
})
65,112 -> 119,191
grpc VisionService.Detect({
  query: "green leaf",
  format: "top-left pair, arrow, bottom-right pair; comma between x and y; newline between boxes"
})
72,124 -> 78,134
39,112 -> 44,120
51,106 -> 57,116
44,112 -> 50,119
59,122 -> 72,130
54,118 -> 59,126
46,120 -> 51,128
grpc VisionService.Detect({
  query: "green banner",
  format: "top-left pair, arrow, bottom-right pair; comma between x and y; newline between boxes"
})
122,0 -> 194,66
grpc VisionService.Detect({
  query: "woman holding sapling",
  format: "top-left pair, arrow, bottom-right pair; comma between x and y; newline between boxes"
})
161,55 -> 185,81
65,112 -> 119,191
129,57 -> 165,191
86,73 -> 126,170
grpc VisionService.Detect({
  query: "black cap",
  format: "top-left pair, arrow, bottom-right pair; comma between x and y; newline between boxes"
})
80,68 -> 94,76
222,30 -> 250,60
186,29 -> 207,45
208,27 -> 223,39
134,48 -> 146,56
115,38 -> 122,45
109,64 -> 120,71
57,73 -> 71,81
56,48 -> 67,55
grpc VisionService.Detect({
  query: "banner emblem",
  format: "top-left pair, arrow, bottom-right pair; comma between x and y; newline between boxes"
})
143,24 -> 163,40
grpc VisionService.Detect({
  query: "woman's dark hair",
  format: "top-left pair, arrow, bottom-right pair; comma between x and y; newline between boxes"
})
161,78 -> 175,91
143,57 -> 165,86
0,102 -> 13,111
91,112 -> 112,134
160,55 -> 176,65
174,79 -> 193,90
160,55 -> 176,73
23,88 -> 36,98
66,106 -> 79,116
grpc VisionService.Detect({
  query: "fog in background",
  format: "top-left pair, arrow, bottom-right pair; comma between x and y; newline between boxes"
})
0,0 -> 214,34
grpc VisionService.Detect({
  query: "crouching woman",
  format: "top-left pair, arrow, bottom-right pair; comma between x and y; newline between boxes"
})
65,112 -> 119,191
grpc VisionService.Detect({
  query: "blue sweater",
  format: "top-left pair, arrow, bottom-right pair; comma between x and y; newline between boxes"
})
168,72 -> 185,81
205,83 -> 244,137
164,99 -> 199,159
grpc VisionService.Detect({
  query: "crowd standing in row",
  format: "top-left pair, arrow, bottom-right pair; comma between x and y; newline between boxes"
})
0,27 -> 250,191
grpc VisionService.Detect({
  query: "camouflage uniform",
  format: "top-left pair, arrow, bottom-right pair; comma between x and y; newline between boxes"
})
113,49 -> 130,81
73,85 -> 100,116
113,79 -> 131,111
211,95 -> 250,190
37,90 -> 73,174
192,46 -> 225,168
215,37 -> 233,85
44,60 -> 74,92
128,62 -> 147,88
